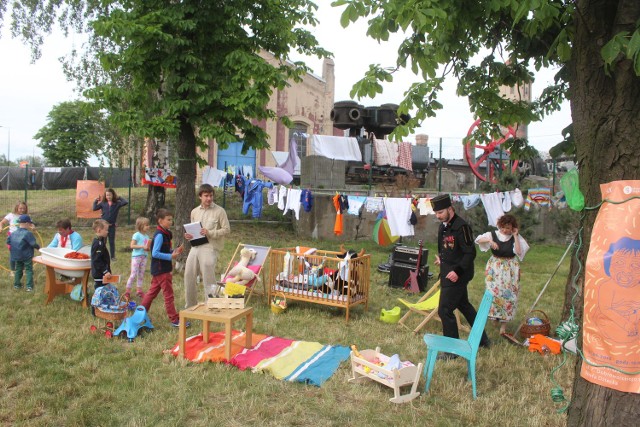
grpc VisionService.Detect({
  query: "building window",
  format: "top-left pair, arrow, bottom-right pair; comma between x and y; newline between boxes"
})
292,123 -> 308,159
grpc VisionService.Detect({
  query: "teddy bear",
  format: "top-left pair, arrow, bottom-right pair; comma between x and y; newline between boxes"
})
225,247 -> 260,286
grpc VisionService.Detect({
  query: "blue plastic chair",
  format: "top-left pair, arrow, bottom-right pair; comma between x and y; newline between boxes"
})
422,290 -> 493,399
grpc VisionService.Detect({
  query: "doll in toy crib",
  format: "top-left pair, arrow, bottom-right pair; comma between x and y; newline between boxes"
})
318,247 -> 366,297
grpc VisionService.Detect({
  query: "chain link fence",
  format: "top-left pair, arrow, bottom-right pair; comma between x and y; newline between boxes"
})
0,167 -> 290,228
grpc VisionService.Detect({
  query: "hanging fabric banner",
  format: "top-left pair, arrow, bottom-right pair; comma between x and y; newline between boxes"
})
76,180 -> 104,218
581,180 -> 640,393
142,167 -> 177,188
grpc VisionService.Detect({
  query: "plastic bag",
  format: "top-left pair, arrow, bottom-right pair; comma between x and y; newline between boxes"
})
70,284 -> 84,301
560,168 -> 585,211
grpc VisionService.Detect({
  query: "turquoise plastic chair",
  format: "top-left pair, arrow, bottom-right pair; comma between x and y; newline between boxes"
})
422,290 -> 493,399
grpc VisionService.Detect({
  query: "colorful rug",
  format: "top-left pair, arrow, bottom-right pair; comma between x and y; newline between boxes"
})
169,331 -> 351,387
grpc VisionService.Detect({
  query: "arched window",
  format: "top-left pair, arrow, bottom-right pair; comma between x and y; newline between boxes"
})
292,123 -> 308,160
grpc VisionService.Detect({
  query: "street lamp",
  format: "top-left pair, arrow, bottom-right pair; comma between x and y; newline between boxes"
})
0,125 -> 9,165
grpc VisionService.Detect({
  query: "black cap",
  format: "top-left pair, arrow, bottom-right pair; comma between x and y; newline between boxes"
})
431,194 -> 452,211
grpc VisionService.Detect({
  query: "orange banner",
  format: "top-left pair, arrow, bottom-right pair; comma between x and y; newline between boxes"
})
581,180 -> 640,393
76,180 -> 104,219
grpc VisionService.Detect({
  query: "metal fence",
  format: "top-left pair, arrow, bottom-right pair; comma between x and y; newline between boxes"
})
0,179 -> 288,228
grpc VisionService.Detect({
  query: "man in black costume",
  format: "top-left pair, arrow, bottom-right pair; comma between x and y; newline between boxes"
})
431,194 -> 490,360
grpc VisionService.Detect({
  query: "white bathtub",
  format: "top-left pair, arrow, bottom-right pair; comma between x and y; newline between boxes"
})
39,246 -> 92,278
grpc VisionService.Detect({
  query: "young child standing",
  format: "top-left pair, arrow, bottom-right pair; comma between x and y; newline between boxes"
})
141,209 -> 186,327
93,188 -> 128,261
1,201 -> 29,275
91,219 -> 112,291
8,215 -> 40,291
125,217 -> 151,299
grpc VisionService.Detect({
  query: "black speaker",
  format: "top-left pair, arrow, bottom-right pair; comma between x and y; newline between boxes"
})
392,246 -> 428,266
388,262 -> 429,291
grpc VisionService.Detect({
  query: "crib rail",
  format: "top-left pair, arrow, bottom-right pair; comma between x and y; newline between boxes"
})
268,248 -> 370,322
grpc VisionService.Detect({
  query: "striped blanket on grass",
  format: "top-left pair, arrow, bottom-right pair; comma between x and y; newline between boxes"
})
169,331 -> 350,387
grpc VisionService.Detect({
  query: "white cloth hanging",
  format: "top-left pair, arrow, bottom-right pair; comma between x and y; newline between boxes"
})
384,197 -> 414,237
311,135 -> 362,161
501,191 -> 512,212
283,188 -> 302,220
480,193 -> 505,227
511,188 -> 524,207
201,166 -> 227,187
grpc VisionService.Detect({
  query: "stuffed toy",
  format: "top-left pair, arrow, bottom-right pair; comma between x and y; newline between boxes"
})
225,248 -> 260,286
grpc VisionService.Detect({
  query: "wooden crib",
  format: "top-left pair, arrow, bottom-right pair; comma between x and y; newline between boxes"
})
268,247 -> 370,322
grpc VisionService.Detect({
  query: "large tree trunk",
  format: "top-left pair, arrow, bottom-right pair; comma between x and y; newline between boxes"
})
172,118 -> 197,271
566,1 -> 640,425
144,185 -> 165,219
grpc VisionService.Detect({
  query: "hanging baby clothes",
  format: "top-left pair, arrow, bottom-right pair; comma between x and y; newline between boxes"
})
242,165 -> 254,179
524,188 -> 552,211
480,192 -> 505,227
301,189 -> 314,212
418,198 -> 435,215
243,178 -> 273,218
397,142 -> 413,171
384,197 -> 414,237
501,191 -> 512,212
460,194 -> 481,210
267,186 -> 279,205
510,188 -> 524,208
277,185 -> 287,210
333,194 -> 343,236
283,188 -> 302,220
347,196 -> 367,216
235,174 -> 246,199
202,166 -> 227,188
364,197 -> 384,213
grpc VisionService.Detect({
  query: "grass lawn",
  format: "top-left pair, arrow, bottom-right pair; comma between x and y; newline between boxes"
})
0,222 -> 575,426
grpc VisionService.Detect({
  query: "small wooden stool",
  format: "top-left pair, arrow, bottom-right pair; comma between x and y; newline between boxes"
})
178,304 -> 253,361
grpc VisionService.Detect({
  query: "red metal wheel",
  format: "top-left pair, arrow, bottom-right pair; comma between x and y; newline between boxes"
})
106,321 -> 114,329
465,119 -> 518,183
90,325 -> 98,333
105,330 -> 113,339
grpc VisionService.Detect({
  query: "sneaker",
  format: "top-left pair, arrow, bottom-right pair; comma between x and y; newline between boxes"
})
171,320 -> 191,328
14,285 -> 22,290
136,290 -> 145,298
26,287 -> 33,292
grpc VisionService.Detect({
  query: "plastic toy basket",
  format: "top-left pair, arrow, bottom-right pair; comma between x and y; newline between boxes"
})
271,292 -> 287,314
519,310 -> 551,338
92,286 -> 129,322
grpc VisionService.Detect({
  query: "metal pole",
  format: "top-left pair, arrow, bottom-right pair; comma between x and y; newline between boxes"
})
438,137 -> 442,192
24,165 -> 28,203
513,236 -> 576,337
128,157 -> 132,225
367,133 -> 374,195
222,161 -> 227,209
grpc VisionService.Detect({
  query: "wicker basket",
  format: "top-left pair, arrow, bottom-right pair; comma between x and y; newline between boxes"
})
271,292 -> 287,314
519,310 -> 551,338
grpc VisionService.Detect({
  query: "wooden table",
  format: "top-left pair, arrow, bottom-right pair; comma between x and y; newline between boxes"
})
33,256 -> 91,308
178,304 -> 253,361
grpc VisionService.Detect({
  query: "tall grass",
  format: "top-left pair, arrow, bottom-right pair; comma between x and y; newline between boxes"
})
0,223 -> 574,426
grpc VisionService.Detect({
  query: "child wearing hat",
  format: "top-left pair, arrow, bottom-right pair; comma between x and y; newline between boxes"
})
7,215 -> 40,291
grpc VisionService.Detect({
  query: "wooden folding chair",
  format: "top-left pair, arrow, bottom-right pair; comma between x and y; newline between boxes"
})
398,280 -> 469,334
220,243 -> 271,304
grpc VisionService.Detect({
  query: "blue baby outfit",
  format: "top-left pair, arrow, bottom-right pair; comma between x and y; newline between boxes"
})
242,178 -> 273,218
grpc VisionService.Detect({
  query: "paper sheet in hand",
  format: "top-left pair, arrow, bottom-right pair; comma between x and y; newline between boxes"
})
184,222 -> 208,246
